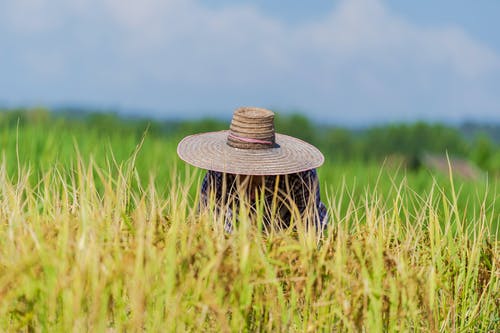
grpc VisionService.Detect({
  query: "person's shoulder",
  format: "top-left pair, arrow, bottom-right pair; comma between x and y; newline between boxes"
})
308,168 -> 318,176
206,170 -> 221,177
206,170 -> 236,183
297,168 -> 318,178
286,169 -> 318,183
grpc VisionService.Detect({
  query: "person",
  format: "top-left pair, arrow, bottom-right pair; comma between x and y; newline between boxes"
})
177,107 -> 328,232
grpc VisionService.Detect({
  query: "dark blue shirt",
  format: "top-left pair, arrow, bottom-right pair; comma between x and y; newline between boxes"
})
200,169 -> 328,232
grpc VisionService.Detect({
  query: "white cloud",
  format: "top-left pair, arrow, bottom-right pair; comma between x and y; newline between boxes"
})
0,0 -> 499,123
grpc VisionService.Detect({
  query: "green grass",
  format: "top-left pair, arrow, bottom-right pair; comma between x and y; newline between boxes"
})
0,120 -> 498,331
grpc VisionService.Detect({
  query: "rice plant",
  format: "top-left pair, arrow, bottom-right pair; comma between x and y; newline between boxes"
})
0,138 -> 498,331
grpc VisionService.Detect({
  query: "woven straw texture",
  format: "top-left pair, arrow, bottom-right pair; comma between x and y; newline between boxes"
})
177,107 -> 324,175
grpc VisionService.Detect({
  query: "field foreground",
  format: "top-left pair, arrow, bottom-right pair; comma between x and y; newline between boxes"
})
0,154 -> 498,332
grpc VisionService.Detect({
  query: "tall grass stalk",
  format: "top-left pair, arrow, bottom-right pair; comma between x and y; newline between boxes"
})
0,152 -> 498,332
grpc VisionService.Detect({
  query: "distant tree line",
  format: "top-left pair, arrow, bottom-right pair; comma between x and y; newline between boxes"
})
1,108 -> 499,175
274,114 -> 500,174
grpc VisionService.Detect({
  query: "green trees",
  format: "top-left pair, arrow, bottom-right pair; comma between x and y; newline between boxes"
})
361,123 -> 467,160
471,134 -> 500,175
0,108 -> 498,175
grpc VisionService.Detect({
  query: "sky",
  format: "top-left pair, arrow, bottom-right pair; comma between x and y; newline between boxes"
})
1,0 -> 499,125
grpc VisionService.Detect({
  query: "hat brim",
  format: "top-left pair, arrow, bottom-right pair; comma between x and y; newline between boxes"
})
177,130 -> 324,175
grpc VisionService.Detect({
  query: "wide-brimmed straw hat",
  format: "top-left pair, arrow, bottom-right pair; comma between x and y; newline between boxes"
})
177,107 -> 324,175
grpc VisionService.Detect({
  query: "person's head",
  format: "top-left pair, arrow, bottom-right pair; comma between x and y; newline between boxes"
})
235,174 -> 265,200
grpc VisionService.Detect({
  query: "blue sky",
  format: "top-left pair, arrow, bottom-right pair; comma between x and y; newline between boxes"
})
1,0 -> 499,125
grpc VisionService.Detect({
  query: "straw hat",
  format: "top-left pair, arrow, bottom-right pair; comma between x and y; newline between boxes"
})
177,107 -> 324,175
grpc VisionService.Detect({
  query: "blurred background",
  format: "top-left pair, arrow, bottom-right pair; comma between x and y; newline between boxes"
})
0,0 -> 499,176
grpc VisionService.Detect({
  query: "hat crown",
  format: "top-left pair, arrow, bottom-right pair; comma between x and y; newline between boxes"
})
227,107 -> 276,149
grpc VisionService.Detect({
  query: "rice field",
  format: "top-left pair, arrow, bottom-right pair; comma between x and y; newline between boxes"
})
0,116 -> 498,331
